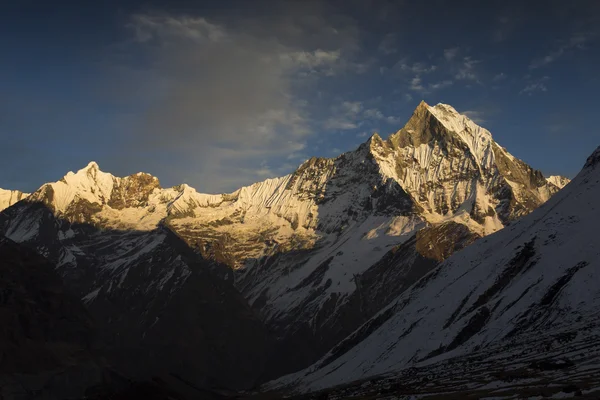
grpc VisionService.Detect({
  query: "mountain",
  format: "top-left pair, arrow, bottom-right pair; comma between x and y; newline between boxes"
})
0,200 -> 270,391
0,235 -> 108,399
235,101 -> 565,375
0,235 -> 233,400
0,188 -> 29,212
266,145 -> 600,398
546,174 -> 571,189
0,101 -> 565,380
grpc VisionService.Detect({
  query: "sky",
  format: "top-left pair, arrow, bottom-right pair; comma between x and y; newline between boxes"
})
1,0 -> 599,193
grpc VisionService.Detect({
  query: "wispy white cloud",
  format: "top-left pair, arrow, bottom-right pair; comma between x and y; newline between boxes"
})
363,108 -> 384,119
455,56 -> 480,81
462,110 -> 486,124
363,108 -> 403,125
520,76 -> 550,95
397,61 -> 437,74
492,72 -> 507,81
324,101 -> 364,130
409,76 -> 425,92
529,33 -> 591,69
429,80 -> 453,90
281,49 -> 341,69
409,76 -> 453,93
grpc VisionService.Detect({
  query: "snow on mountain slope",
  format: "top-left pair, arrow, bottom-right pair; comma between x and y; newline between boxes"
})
0,188 -> 29,212
233,101 -> 564,376
270,145 -> 600,394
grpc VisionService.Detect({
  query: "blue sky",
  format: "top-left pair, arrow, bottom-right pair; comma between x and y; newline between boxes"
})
1,0 -> 599,193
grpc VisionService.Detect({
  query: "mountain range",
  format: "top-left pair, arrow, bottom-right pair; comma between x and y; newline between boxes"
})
1,100 -> 592,399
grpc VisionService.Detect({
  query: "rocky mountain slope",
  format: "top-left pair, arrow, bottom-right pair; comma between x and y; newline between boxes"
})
0,101 -> 570,380
265,145 -> 600,397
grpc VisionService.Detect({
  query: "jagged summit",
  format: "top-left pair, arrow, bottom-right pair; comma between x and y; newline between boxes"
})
546,175 -> 571,189
2,101 -> 565,237
84,160 -> 99,170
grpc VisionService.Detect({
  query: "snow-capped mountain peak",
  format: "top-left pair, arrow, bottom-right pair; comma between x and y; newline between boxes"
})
0,188 -> 29,212
545,174 -> 571,189
269,145 -> 600,396
54,161 -> 116,210
428,102 -> 494,167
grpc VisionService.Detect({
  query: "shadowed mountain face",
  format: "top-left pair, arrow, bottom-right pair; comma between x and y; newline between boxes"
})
0,235 -> 108,399
264,146 -> 600,397
0,101 -> 569,381
0,203 -> 270,392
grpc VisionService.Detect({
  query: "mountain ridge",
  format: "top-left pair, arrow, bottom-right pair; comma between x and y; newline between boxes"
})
0,100 -> 574,381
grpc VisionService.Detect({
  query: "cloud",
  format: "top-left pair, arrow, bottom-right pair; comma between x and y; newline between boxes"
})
462,110 -> 486,124
410,76 -> 426,92
443,47 -> 459,61
363,108 -> 403,125
429,80 -> 453,90
396,60 -> 437,74
455,56 -> 480,81
281,49 -> 341,69
106,12 -> 362,192
519,76 -> 550,95
493,72 -> 507,81
363,108 -> 384,120
409,76 -> 453,93
324,119 -> 359,130
324,101 -> 364,130
342,101 -> 364,115
529,33 -> 591,69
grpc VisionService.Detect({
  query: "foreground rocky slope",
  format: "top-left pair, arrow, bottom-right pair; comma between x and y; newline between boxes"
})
0,236 -> 235,400
0,101 -> 569,380
264,146 -> 600,397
